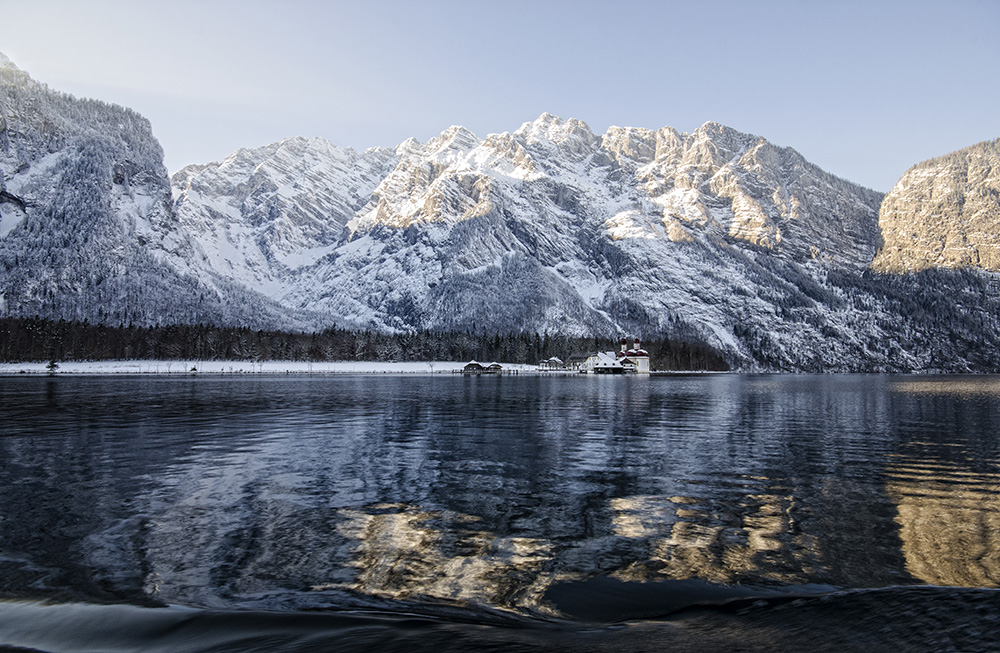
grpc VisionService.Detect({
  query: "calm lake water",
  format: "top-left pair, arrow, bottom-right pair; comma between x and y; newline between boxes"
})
1,373 -> 1000,652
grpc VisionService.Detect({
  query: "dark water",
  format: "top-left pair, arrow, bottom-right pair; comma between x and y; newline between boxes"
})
1,374 -> 1000,651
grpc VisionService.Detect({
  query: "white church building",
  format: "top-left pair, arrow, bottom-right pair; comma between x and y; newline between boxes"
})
581,337 -> 651,374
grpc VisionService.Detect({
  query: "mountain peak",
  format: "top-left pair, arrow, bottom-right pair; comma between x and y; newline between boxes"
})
686,120 -> 763,164
693,120 -> 755,143
0,52 -> 20,71
515,113 -> 597,147
395,137 -> 422,157
428,125 -> 479,152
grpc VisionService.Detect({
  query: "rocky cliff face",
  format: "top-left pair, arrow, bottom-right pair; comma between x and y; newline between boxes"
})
605,119 -> 883,269
873,139 -> 1000,273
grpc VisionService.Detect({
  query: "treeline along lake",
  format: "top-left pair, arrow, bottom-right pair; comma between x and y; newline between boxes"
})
0,317 -> 730,370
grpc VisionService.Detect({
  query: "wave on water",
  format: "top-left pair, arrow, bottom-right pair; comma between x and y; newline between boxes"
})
2,582 -> 1000,652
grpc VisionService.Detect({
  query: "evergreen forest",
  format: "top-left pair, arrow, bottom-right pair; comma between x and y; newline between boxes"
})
0,318 -> 730,371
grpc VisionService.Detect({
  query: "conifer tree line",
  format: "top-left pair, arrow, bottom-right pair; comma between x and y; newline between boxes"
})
0,317 -> 729,371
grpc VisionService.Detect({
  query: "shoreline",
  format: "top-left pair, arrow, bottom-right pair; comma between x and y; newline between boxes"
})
2,361 -> 989,377
0,360 -> 497,376
0,360 -> 726,376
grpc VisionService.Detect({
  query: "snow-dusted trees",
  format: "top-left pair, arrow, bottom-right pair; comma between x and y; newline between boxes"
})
0,60 -> 281,329
0,318 -> 732,370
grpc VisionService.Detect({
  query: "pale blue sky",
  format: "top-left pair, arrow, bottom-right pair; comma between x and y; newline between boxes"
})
2,0 -> 997,191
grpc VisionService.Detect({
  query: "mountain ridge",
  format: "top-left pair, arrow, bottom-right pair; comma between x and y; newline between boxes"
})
1,54 -> 998,371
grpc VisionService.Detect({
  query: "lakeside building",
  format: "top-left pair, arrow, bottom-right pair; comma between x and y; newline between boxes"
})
586,351 -> 627,374
572,337 -> 652,374
617,337 -> 650,374
538,357 -> 565,371
462,361 -> 504,375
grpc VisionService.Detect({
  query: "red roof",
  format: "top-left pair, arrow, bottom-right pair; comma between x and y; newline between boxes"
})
617,349 -> 649,358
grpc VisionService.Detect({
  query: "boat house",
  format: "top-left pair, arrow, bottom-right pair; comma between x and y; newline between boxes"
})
463,361 -> 504,375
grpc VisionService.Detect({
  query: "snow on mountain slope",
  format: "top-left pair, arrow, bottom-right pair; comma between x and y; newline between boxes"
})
170,137 -> 396,295
268,116 -> 880,349
165,112 -> 1000,370
2,49 -> 997,371
0,55 -> 293,327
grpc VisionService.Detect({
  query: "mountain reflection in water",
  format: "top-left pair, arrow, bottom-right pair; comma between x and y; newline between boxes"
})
1,373 -> 1000,650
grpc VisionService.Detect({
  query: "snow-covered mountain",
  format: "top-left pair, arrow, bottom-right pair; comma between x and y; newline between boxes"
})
169,137 -> 397,299
0,54 -> 294,327
2,54 -> 998,370
168,112 -> 919,369
171,114 -> 887,340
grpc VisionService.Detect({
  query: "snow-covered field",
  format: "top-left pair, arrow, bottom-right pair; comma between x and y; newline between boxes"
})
0,360 -> 538,376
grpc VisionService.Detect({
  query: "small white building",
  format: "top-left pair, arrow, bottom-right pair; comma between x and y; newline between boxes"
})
583,351 -> 626,374
538,357 -> 565,371
578,337 -> 651,374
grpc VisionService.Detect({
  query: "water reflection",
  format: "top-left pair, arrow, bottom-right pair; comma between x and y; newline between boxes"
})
888,452 -> 1000,587
0,374 -> 999,615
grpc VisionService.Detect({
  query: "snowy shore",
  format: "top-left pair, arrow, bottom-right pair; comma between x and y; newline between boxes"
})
0,360 -> 541,376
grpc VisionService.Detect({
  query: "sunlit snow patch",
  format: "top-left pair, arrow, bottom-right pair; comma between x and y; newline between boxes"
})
604,210 -> 659,240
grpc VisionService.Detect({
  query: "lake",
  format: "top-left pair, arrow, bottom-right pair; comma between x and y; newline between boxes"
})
1,373 -> 999,651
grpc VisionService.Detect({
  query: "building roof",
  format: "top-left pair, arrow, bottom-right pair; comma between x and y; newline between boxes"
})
593,351 -> 623,367
617,349 -> 649,358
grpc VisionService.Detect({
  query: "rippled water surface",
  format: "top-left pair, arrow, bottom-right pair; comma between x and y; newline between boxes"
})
2,373 -> 1000,651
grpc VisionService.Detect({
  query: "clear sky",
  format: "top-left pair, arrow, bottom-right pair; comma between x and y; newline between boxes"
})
2,0 -> 997,191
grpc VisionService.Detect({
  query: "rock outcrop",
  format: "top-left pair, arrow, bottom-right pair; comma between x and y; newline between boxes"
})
873,139 -> 1000,273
